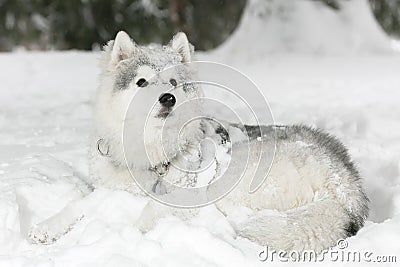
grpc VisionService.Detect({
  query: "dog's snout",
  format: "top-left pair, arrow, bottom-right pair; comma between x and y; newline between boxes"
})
159,93 -> 176,108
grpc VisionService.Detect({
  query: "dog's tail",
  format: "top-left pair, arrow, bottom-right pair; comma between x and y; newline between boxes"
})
234,199 -> 361,252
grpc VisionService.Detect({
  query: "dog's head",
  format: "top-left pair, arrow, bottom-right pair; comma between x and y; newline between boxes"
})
99,31 -> 203,168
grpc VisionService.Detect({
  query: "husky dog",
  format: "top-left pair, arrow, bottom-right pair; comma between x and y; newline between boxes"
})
29,31 -> 368,253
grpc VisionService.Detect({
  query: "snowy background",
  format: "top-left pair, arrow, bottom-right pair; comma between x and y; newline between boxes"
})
1,0 -> 400,266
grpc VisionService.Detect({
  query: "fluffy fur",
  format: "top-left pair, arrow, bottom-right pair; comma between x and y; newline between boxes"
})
29,31 -> 368,253
215,125 -> 368,252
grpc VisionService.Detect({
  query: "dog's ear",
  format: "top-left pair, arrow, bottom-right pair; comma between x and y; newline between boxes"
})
170,32 -> 192,63
111,31 -> 136,65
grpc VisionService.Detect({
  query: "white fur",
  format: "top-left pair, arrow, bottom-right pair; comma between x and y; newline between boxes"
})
110,31 -> 136,65
29,32 -> 367,253
29,31 -> 202,244
214,139 -> 354,251
170,32 -> 192,63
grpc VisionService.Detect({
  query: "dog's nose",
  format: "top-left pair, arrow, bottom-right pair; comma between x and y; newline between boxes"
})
159,93 -> 176,108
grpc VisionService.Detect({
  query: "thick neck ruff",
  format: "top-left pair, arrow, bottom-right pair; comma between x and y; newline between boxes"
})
95,120 -> 238,194
96,138 -> 173,177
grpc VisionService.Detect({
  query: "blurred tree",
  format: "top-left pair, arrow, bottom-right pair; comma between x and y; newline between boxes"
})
170,0 -> 189,32
0,0 -> 50,50
370,0 -> 400,38
46,0 -> 174,50
0,0 -> 398,51
190,0 -> 247,50
0,0 -> 246,51
315,0 -> 341,10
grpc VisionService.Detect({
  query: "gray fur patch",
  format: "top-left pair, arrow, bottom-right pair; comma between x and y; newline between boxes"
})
345,220 -> 360,237
219,122 -> 369,232
278,125 -> 369,231
114,45 -> 183,92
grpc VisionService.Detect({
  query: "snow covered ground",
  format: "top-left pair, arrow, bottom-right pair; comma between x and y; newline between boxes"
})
0,50 -> 399,267
1,0 -> 400,266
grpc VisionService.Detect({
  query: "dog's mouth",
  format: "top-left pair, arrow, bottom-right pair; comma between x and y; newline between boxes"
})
156,107 -> 173,119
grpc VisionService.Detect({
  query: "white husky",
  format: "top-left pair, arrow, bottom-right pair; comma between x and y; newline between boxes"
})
29,31 -> 368,252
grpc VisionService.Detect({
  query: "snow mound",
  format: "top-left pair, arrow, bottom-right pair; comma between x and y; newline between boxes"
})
1,46 -> 400,266
212,0 -> 392,62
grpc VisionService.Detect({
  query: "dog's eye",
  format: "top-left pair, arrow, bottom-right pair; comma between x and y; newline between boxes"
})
169,78 -> 177,87
136,78 -> 148,87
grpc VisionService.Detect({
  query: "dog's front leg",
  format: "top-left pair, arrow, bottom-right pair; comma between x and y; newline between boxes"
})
28,198 -> 86,244
135,200 -> 168,232
135,200 -> 199,233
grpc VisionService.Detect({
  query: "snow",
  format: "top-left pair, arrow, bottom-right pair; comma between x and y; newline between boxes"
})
1,0 -> 400,266
211,0 -> 392,62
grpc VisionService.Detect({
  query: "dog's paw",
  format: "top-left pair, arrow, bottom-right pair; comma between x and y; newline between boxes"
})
135,212 -> 157,234
135,200 -> 168,233
28,223 -> 59,245
28,215 -> 84,245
